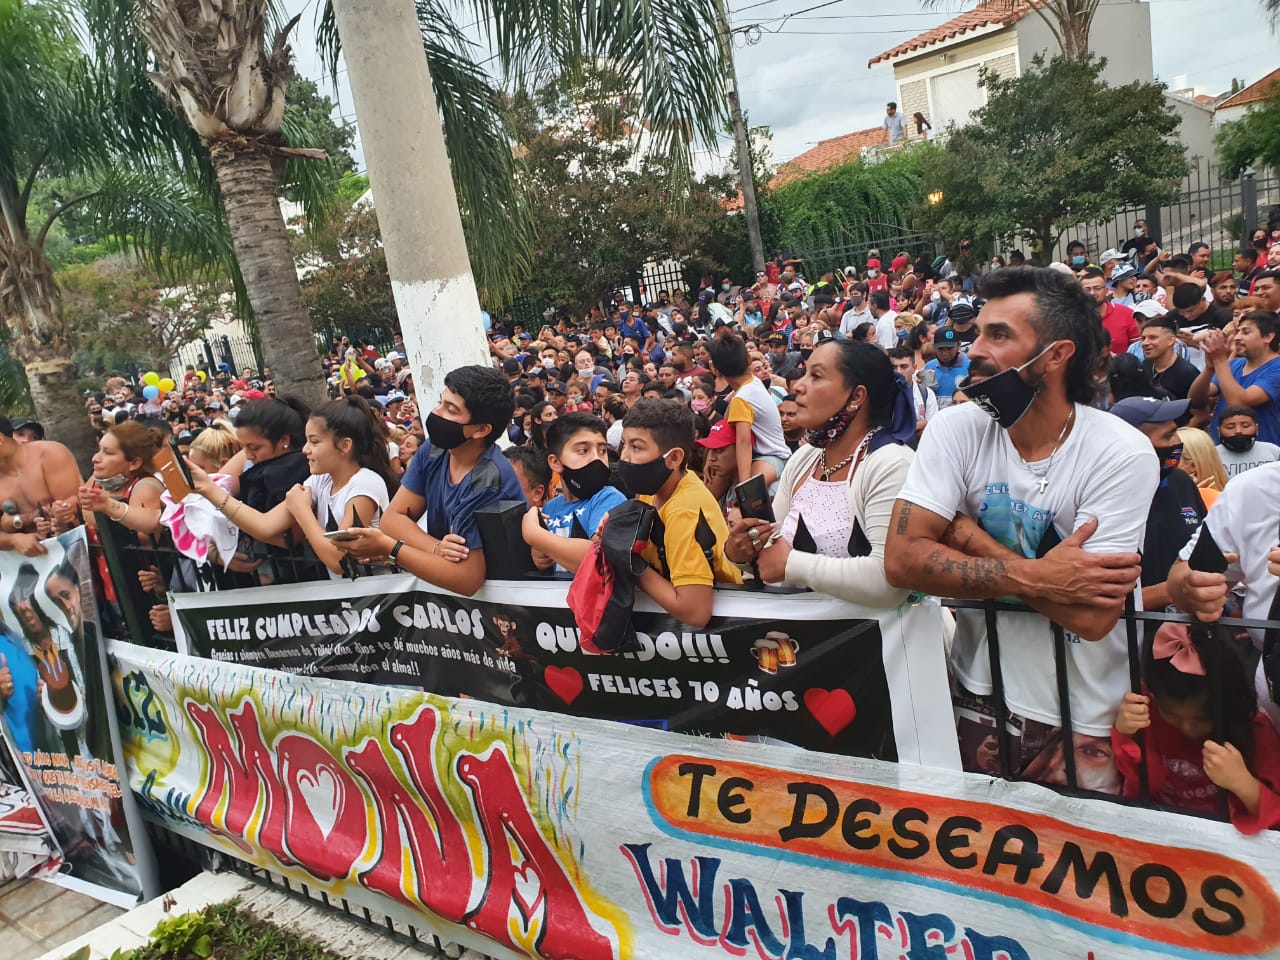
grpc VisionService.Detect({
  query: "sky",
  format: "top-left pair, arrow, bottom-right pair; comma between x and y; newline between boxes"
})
287,0 -> 1279,177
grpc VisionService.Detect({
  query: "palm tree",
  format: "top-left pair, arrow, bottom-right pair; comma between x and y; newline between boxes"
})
0,0 -> 237,466
134,0 -> 331,407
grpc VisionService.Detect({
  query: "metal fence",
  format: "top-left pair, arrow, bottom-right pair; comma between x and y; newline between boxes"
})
170,334 -> 265,381
89,514 -> 1256,824
792,222 -> 936,281
1048,158 -> 1280,264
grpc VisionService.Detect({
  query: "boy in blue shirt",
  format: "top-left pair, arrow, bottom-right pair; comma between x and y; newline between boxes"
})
522,412 -> 626,573
336,365 -> 525,595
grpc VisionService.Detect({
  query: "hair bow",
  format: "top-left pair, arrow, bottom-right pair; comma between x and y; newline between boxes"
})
1151,622 -> 1205,676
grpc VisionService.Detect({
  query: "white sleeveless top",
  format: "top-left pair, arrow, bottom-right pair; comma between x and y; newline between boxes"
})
778,475 -> 853,558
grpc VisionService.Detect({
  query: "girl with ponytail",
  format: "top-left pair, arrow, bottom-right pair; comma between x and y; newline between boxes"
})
187,395 -> 394,579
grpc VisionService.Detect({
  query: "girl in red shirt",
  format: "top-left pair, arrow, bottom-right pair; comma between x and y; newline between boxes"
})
1113,622 -> 1280,834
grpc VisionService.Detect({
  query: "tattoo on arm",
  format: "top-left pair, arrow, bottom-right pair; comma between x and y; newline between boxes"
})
895,503 -> 912,536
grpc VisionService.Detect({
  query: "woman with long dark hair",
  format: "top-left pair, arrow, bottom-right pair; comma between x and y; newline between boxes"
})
187,396 -> 396,579
725,340 -> 917,605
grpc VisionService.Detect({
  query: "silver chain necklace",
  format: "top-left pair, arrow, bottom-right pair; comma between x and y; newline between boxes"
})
818,427 -> 879,481
1025,407 -> 1075,495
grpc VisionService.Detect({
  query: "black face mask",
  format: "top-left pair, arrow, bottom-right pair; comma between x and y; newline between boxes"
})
1222,433 -> 1256,453
799,347 -> 813,361
426,411 -> 469,450
1155,443 -> 1183,479
618,451 -> 674,497
561,458 -> 611,500
959,342 -> 1057,429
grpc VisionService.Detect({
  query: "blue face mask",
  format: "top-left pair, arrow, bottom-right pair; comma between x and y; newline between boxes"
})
1071,255 -> 1086,267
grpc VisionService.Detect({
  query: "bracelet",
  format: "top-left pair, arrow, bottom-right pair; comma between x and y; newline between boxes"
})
389,540 -> 406,568
116,501 -> 130,523
226,499 -> 243,521
219,490 -> 232,512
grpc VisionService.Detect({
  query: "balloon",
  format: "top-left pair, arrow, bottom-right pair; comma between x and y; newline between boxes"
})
159,378 -> 176,393
142,385 -> 160,401
143,372 -> 160,387
196,371 -> 207,383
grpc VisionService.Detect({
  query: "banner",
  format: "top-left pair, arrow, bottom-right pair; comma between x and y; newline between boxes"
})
0,529 -> 157,906
115,641 -> 1280,960
172,576 -> 957,768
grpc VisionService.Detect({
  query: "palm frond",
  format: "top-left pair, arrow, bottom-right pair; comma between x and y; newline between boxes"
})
466,0 -> 729,184
73,172 -> 249,316
317,0 -> 532,304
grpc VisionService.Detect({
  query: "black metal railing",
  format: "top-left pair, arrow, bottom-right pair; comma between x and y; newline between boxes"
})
90,518 -> 1265,828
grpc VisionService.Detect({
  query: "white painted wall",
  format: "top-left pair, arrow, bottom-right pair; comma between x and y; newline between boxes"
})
1015,0 -> 1153,85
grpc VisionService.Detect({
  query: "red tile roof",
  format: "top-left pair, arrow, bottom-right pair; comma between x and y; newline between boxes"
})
868,0 -> 1032,67
770,126 -> 889,188
721,125 -> 891,209
1216,67 -> 1280,110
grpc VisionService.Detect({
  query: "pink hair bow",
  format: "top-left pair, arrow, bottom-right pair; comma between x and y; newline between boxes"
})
1152,622 -> 1205,676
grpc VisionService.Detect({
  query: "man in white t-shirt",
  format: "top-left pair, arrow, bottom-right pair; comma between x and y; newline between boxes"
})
1169,462 -> 1280,727
883,101 -> 906,144
869,290 -> 898,350
886,267 -> 1157,792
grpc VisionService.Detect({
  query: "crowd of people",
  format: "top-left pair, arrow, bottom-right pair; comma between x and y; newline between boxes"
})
4,226 -> 1280,833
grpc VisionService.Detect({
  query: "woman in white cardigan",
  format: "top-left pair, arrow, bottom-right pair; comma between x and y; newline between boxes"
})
725,338 -> 916,607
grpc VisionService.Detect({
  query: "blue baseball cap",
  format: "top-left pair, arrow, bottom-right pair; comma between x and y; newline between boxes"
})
1109,396 -> 1190,427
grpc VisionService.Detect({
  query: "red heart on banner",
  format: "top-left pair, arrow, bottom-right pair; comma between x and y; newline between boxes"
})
545,666 -> 584,705
804,688 -> 856,737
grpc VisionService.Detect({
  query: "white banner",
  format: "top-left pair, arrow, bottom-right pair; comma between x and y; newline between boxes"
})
114,641 -> 1280,960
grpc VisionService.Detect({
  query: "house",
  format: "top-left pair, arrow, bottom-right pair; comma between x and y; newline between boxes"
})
1214,68 -> 1280,128
770,127 -> 889,188
867,0 -> 1153,137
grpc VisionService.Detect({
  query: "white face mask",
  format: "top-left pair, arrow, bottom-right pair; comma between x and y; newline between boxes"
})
867,269 -> 878,278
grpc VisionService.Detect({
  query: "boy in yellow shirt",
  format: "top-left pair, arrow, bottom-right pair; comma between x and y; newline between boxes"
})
618,399 -> 741,628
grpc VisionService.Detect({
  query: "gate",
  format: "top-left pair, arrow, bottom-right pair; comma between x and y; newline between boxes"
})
792,221 -> 935,280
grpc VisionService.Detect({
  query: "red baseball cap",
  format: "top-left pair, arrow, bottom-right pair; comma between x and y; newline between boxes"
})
866,258 -> 882,269
696,420 -> 736,449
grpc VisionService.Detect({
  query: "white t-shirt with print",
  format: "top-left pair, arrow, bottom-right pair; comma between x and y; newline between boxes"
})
898,401 -> 1159,733
1179,462 -> 1280,726
1216,440 -> 1280,480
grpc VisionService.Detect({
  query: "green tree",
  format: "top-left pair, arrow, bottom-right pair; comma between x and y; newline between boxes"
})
58,256 -> 230,375
300,208 -> 400,335
760,148 -> 928,268
919,55 -> 1187,263
1216,81 -> 1280,179
507,68 -> 741,312
315,0 -> 729,308
0,0 -> 237,463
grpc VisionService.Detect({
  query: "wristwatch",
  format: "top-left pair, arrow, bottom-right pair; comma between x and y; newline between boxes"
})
389,539 -> 406,570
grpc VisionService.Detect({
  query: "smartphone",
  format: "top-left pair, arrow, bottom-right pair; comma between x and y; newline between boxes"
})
154,441 -> 194,501
734,474 -> 774,523
324,530 -> 360,542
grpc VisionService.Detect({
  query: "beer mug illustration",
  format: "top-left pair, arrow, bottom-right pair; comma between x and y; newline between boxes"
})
770,631 -> 799,667
752,637 -> 780,675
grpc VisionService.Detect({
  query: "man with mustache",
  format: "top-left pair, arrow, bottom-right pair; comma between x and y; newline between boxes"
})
885,267 -> 1157,793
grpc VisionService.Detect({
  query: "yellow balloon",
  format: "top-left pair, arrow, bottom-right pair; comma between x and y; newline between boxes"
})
159,378 -> 176,393
197,371 -> 207,382
143,372 -> 160,386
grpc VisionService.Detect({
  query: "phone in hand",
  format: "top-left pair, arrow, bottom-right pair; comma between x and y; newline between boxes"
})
154,440 -> 194,501
734,474 -> 774,524
324,530 -> 360,542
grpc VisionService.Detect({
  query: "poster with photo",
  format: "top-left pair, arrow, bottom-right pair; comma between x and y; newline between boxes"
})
0,528 -> 158,907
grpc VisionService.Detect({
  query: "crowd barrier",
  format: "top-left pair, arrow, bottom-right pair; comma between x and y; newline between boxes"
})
15,519 -> 1272,959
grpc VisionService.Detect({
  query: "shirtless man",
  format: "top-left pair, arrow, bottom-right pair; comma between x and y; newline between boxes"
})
0,416 -> 83,556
